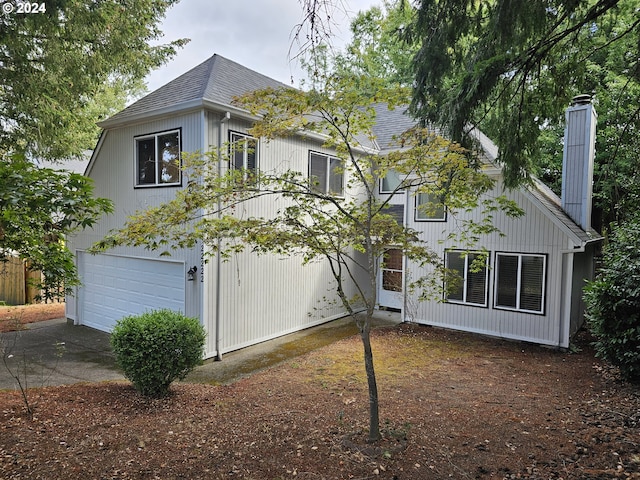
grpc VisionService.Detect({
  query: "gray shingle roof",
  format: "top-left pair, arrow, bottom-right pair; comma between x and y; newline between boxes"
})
528,178 -> 603,244
100,55 -> 601,244
370,103 -> 417,150
101,54 -> 289,127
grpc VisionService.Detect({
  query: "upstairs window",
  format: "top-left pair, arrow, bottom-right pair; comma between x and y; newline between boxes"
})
445,250 -> 489,307
230,131 -> 258,183
380,169 -> 402,193
135,129 -> 181,187
309,151 -> 344,196
495,253 -> 546,314
415,192 -> 446,221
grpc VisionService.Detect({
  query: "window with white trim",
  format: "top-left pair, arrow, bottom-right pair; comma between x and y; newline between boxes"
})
309,151 -> 344,196
415,192 -> 446,221
230,131 -> 258,183
495,253 -> 546,314
135,129 -> 181,187
445,250 -> 488,306
380,169 -> 402,193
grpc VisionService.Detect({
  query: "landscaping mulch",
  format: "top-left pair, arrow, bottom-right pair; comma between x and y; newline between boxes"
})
1,320 -> 638,479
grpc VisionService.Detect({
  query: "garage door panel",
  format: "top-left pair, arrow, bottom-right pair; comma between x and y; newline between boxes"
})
79,253 -> 185,332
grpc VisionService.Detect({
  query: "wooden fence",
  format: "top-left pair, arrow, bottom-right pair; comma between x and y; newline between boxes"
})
0,256 -> 42,305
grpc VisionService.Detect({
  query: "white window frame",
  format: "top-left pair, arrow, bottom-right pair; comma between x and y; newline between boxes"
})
415,192 -> 446,221
134,129 -> 181,187
445,250 -> 489,307
379,169 -> 403,194
494,252 -> 547,314
229,131 -> 258,183
309,151 -> 344,197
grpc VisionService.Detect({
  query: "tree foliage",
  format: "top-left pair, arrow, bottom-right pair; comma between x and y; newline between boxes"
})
332,0 -> 417,87
1,157 -> 113,301
407,0 -> 638,189
0,0 -> 187,161
584,217 -> 640,382
0,0 -> 185,299
93,70 -> 521,440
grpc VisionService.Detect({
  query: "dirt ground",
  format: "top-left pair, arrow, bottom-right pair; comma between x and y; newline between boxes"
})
0,303 -> 65,333
0,306 -> 639,480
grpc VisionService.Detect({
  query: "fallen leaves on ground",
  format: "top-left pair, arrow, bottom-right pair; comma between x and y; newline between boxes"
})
1,324 -> 638,479
0,303 -> 65,333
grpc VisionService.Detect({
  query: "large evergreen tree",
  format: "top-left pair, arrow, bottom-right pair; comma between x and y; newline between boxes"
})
0,0 -> 186,161
1,0 -> 185,299
407,0 -> 638,194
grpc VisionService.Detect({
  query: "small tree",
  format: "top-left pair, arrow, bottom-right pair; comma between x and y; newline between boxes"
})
94,73 -> 521,441
1,157 -> 113,300
585,219 -> 640,382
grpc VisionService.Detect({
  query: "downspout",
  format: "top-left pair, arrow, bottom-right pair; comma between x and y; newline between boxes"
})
558,250 -> 575,349
215,111 -> 231,360
402,188 -> 409,323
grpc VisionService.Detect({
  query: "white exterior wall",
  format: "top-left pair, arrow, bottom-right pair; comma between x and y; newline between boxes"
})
202,112 -> 366,357
404,178 -> 576,347
67,110 -> 205,323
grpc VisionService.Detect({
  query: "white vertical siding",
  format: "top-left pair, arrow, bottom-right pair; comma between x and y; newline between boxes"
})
68,111 -> 205,323
203,112 -> 366,356
405,180 -> 577,347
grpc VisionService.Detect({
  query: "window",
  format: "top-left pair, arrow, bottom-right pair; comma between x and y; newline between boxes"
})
445,251 -> 488,306
380,169 -> 402,193
415,192 -> 446,221
230,131 -> 258,183
495,253 -> 546,314
135,130 -> 181,187
309,151 -> 344,196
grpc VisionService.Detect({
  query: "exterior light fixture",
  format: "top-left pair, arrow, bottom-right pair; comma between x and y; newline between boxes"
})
187,266 -> 198,281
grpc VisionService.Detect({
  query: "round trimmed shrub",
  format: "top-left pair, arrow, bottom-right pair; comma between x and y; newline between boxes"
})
111,309 -> 206,397
584,220 -> 640,382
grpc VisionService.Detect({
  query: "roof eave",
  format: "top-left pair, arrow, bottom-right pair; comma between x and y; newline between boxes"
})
522,186 -> 603,247
97,98 -> 208,129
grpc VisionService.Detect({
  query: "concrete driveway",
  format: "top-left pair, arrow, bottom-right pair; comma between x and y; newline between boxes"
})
0,318 -> 123,390
1,311 -> 401,391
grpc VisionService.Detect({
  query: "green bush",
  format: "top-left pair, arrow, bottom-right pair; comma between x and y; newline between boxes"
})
111,309 -> 206,397
584,220 -> 640,382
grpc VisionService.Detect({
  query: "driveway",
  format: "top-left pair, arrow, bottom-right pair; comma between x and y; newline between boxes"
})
0,318 -> 122,390
1,311 -> 401,390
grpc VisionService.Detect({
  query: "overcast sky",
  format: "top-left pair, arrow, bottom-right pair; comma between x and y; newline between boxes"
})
144,0 -> 380,95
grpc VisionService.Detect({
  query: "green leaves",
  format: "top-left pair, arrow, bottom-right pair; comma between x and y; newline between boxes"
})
111,309 -> 206,397
0,0 -> 186,161
409,0 -> 634,189
0,157 -> 113,300
585,218 -> 640,382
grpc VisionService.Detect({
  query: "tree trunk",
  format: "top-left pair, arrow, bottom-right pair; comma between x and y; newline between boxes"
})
360,314 -> 381,442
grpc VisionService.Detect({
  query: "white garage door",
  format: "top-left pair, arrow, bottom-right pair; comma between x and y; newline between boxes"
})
78,253 -> 185,332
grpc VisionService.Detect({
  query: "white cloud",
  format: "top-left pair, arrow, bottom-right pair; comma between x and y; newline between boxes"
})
144,0 -> 379,94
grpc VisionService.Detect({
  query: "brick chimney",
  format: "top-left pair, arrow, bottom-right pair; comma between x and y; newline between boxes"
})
561,94 -> 597,232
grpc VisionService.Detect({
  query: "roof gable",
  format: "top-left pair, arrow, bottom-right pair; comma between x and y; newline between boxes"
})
101,54 -> 289,127
370,105 -> 601,244
526,178 -> 602,245
97,55 -> 601,244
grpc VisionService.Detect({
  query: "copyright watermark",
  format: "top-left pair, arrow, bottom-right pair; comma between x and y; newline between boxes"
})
2,2 -> 47,14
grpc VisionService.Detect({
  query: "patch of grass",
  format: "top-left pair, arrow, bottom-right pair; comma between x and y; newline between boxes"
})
302,328 -> 477,389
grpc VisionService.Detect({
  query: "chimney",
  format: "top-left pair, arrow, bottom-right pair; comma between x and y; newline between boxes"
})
561,94 -> 597,232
